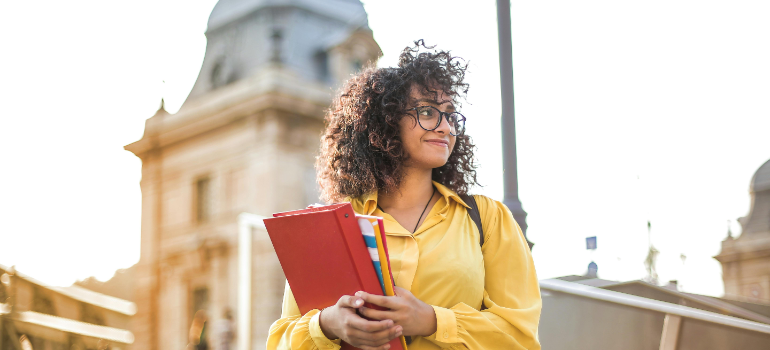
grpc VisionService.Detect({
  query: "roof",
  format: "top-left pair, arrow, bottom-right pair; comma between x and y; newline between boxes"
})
0,264 -> 136,316
540,278 -> 770,334
555,275 -> 618,287
555,275 -> 770,324
751,158 -> 770,192
711,296 -> 770,319
600,280 -> 770,324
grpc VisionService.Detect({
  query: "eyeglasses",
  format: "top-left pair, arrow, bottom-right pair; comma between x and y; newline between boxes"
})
408,106 -> 466,136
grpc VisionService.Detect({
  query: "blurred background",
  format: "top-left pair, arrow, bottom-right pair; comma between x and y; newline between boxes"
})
1,0 -> 769,349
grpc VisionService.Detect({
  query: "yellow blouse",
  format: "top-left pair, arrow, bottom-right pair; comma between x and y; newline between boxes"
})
267,181 -> 541,350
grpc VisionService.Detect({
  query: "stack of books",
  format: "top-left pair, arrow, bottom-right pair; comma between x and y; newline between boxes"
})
264,203 -> 407,350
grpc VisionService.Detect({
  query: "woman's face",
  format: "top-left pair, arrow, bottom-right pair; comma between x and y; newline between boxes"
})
398,86 -> 457,169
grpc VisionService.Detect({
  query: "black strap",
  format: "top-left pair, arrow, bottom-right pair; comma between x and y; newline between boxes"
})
460,193 -> 488,312
459,194 -> 484,247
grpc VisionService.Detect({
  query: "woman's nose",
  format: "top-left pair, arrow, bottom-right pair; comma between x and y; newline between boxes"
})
434,114 -> 452,134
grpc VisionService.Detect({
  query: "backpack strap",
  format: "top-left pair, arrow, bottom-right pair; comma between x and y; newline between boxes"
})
459,194 -> 484,247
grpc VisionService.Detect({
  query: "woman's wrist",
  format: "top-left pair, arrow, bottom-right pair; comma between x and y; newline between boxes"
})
318,308 -> 339,340
419,302 -> 438,336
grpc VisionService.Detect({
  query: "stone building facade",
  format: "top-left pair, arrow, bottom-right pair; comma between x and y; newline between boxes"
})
716,159 -> 770,303
124,1 -> 381,349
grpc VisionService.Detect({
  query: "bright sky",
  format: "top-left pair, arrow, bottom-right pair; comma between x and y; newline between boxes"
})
1,0 -> 768,298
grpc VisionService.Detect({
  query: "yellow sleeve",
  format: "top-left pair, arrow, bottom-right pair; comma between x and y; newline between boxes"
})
425,196 -> 542,350
267,281 -> 342,350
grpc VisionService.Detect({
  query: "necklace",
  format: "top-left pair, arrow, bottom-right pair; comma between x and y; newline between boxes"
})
413,187 -> 436,233
378,186 -> 436,234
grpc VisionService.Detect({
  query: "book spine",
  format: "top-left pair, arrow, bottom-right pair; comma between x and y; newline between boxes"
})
334,207 -> 385,306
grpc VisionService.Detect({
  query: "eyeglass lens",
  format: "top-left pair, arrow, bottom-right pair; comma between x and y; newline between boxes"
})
415,106 -> 465,136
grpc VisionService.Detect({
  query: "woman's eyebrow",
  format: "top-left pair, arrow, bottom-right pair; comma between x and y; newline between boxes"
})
416,98 -> 456,110
416,98 -> 439,105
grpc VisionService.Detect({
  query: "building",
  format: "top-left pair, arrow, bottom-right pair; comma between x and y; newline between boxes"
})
544,158 -> 770,349
715,159 -> 770,302
540,276 -> 770,349
536,158 -> 770,349
0,264 -> 135,349
124,1 -> 381,349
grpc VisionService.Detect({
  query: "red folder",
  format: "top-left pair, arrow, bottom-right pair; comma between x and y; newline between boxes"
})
264,203 -> 405,350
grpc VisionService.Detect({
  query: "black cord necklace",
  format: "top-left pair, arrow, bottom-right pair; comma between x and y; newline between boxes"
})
413,187 -> 436,233
378,186 -> 436,234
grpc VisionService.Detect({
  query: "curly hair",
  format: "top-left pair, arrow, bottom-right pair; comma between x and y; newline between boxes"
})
316,40 -> 479,203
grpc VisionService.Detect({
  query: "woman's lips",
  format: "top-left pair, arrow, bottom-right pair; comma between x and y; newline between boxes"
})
425,139 -> 449,148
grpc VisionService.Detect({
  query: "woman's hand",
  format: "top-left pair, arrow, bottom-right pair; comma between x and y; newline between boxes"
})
357,287 -> 438,337
319,294 -> 403,350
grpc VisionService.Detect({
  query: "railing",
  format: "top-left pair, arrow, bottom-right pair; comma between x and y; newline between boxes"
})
1,304 -> 134,345
540,279 -> 770,350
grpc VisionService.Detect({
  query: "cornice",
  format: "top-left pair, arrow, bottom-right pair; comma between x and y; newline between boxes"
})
125,66 -> 331,157
715,234 -> 770,263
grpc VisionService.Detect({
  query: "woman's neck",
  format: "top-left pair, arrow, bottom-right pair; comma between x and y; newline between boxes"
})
377,167 -> 434,211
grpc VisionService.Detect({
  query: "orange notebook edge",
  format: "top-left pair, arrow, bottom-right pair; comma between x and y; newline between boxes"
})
361,215 -> 408,350
372,221 -> 395,297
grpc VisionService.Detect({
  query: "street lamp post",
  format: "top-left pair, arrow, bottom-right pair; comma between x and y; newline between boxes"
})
496,0 -> 532,248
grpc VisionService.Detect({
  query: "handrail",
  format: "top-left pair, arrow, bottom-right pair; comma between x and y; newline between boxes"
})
0,263 -> 136,316
11,310 -> 134,344
598,280 -> 770,324
540,279 -> 770,335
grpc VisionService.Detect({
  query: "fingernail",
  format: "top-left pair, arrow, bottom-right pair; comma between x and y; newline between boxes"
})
384,345 -> 390,350
355,291 -> 361,297
355,299 -> 363,306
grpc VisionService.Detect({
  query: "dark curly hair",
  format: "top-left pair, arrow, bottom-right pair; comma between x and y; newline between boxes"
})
316,40 -> 479,203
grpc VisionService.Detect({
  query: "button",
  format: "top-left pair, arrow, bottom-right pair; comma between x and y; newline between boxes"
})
443,332 -> 448,339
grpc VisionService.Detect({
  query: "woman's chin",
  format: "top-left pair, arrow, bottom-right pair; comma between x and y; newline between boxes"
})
406,154 -> 450,170
427,159 -> 450,169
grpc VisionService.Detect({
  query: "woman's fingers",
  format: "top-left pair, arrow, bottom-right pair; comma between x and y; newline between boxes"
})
393,286 -> 411,297
356,291 -> 398,309
358,306 -> 393,321
346,324 -> 402,347
347,316 -> 393,333
338,294 -> 364,309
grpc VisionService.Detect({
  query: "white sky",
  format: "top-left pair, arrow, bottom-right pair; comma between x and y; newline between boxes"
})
1,0 -> 769,298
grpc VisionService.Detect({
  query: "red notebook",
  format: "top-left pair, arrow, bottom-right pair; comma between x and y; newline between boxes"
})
264,203 -> 405,350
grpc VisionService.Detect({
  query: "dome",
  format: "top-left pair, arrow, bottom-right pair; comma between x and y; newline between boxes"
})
181,0 -> 375,107
751,159 -> 770,193
207,0 -> 368,32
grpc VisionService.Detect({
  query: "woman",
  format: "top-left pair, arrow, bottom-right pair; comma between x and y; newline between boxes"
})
267,41 -> 541,350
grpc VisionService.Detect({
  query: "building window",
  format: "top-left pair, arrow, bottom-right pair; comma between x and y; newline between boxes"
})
32,287 -> 56,315
195,178 -> 212,223
314,50 -> 329,82
81,303 -> 105,325
191,287 -> 209,317
352,59 -> 363,73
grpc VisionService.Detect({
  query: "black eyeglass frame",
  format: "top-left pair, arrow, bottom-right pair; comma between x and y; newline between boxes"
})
407,105 -> 467,136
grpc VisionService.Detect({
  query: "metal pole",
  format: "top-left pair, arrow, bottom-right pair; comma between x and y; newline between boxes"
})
496,0 -> 532,248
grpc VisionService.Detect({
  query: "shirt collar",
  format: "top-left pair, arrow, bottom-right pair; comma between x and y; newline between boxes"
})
433,181 -> 471,209
352,181 -> 470,215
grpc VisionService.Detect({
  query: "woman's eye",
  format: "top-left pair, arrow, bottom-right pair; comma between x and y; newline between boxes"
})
419,109 -> 437,118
